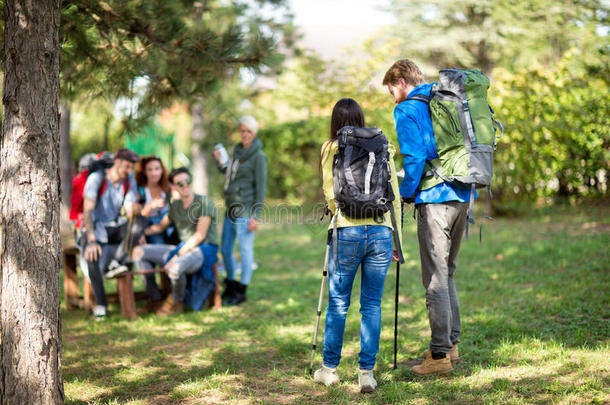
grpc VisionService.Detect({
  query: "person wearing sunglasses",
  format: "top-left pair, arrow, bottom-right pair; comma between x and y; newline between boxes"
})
214,115 -> 267,306
131,167 -> 219,316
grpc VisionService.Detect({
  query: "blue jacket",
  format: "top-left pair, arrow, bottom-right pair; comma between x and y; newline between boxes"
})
393,83 -> 474,204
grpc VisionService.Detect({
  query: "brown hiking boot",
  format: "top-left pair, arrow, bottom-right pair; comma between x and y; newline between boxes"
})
156,295 -> 184,316
449,343 -> 461,364
412,351 -> 453,376
145,299 -> 164,313
422,342 -> 461,365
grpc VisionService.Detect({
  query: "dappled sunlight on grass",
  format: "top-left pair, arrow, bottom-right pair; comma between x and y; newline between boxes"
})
62,204 -> 610,403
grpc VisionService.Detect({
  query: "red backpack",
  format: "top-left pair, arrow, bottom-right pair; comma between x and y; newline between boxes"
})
69,152 -> 130,229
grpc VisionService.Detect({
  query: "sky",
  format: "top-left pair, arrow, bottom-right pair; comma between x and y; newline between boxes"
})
288,0 -> 395,60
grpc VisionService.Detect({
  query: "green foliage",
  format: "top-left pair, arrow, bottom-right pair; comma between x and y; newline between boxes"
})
491,49 -> 609,202
69,99 -> 125,160
384,0 -> 609,73
257,105 -> 401,202
59,0 -> 294,109
250,0 -> 608,204
258,116 -> 328,201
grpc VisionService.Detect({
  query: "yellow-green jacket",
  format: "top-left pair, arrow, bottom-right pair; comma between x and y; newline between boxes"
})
321,140 -> 403,251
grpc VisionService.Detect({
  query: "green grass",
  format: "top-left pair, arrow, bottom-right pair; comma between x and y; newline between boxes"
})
62,204 -> 610,404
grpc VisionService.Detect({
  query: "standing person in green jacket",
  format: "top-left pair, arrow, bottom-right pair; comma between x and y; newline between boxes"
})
214,115 -> 267,306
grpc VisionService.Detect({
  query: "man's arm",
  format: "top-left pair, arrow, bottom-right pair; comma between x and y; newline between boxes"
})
83,198 -> 101,261
145,214 -> 171,236
394,105 -> 427,199
173,216 -> 211,258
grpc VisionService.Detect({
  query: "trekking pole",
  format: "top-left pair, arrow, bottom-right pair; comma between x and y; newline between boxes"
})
124,214 -> 136,255
393,201 -> 405,370
308,236 -> 331,376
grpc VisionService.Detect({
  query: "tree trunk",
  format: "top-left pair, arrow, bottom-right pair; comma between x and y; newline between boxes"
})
59,103 -> 72,207
0,0 -> 64,404
190,102 -> 209,195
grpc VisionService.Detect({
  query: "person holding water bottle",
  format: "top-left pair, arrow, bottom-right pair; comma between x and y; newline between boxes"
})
214,116 -> 267,306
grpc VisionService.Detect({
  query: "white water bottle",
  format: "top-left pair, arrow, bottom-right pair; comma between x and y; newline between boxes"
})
214,143 -> 229,170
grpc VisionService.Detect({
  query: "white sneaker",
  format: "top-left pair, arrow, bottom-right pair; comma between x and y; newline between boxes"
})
92,305 -> 107,321
104,262 -> 129,279
313,365 -> 340,386
358,369 -> 377,393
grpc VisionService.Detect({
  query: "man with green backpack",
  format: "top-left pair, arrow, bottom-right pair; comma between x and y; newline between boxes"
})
383,59 -> 502,375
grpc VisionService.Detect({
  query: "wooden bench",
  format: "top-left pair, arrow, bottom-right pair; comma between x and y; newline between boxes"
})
62,246 -> 222,320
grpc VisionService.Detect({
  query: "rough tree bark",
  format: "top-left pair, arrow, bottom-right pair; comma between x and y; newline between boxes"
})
0,0 -> 64,404
59,103 -> 72,207
190,102 -> 209,195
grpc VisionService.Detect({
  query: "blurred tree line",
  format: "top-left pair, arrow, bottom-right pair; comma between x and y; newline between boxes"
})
2,0 -> 605,208
256,0 -> 609,207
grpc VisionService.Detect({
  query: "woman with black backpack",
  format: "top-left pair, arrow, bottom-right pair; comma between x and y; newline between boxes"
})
313,98 -> 402,393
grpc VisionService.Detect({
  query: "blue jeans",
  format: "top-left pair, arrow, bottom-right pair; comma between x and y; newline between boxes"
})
323,225 -> 393,370
221,216 -> 256,285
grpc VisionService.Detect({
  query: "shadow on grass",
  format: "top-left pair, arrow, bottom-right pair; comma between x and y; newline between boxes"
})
62,204 -> 610,404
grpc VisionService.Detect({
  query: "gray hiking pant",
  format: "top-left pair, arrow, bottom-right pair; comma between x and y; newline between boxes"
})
135,244 -> 204,302
417,201 -> 468,354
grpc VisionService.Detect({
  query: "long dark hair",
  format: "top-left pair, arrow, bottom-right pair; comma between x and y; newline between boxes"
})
321,98 -> 366,168
330,98 -> 365,140
135,155 -> 170,192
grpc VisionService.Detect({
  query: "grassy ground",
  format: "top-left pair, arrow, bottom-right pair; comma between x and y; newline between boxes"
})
62,204 -> 609,404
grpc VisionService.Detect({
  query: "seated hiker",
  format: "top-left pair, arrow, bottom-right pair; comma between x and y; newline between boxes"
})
81,148 -> 148,321
134,155 -> 179,245
132,167 -> 219,316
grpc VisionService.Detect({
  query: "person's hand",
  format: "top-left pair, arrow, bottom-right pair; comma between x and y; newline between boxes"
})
213,149 -> 220,161
392,250 -> 400,262
85,242 -> 101,262
248,218 -> 258,232
150,198 -> 165,209
163,255 -> 178,275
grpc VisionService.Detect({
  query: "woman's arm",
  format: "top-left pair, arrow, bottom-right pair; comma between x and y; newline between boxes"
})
321,141 -> 336,213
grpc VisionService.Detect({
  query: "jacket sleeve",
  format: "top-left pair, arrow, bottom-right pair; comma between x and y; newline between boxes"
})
320,141 -> 336,212
394,104 -> 426,198
253,152 -> 267,219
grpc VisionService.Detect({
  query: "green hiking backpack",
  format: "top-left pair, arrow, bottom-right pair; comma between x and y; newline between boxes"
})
407,68 -> 503,237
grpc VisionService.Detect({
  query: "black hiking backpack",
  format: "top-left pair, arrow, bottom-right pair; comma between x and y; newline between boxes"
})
332,126 -> 395,222
330,126 -> 404,266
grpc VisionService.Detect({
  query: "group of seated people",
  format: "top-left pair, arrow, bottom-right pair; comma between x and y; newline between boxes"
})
74,116 -> 267,321
76,149 -> 218,320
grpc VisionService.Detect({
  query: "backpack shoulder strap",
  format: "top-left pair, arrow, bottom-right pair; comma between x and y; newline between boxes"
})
406,94 -> 431,104
96,171 -> 108,200
123,176 -> 131,195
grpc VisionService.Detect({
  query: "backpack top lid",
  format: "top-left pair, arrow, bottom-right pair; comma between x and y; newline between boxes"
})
436,68 -> 489,100
337,126 -> 387,153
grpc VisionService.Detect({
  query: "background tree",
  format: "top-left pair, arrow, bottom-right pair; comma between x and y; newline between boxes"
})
57,0 -> 295,194
383,0 -> 608,73
0,0 -> 64,403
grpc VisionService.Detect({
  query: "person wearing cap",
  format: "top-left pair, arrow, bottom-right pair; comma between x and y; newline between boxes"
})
214,115 -> 267,306
82,148 -> 146,320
